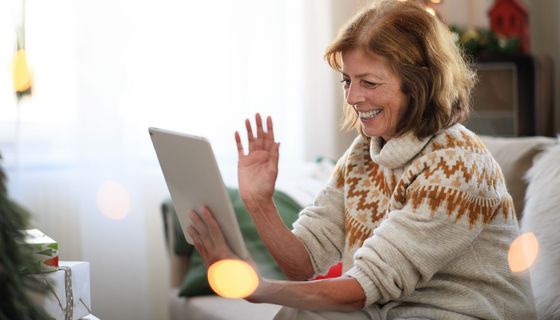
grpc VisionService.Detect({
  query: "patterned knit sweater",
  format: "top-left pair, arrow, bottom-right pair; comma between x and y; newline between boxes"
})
292,124 -> 536,320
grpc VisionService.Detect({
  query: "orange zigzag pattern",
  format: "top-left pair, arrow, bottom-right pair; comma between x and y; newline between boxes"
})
344,209 -> 373,248
407,185 -> 514,227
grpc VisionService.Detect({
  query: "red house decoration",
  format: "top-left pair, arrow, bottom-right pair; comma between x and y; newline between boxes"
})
488,0 -> 530,53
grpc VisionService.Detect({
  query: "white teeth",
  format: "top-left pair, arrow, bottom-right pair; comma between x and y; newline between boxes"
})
359,109 -> 382,119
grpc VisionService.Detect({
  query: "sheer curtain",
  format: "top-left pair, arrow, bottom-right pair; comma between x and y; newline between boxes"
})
0,0 -> 346,319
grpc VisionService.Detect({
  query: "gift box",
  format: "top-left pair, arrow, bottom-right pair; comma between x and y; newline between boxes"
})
24,229 -> 59,273
32,261 -> 93,320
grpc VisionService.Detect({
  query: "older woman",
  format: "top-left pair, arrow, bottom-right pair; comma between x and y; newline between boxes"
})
187,1 -> 536,319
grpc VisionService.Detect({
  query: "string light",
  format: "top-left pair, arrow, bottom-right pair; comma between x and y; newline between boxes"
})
12,49 -> 32,94
419,0 -> 444,19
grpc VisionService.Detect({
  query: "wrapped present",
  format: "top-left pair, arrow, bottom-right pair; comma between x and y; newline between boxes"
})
24,229 -> 59,273
32,261 -> 93,320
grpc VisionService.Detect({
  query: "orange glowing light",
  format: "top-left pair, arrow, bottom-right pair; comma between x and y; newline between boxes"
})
207,259 -> 259,298
508,232 -> 539,273
96,180 -> 130,220
12,49 -> 32,93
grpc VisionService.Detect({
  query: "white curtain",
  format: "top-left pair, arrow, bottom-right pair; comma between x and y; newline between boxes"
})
0,0 -> 347,319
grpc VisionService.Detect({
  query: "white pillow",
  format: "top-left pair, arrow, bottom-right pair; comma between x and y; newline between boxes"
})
521,141 -> 560,319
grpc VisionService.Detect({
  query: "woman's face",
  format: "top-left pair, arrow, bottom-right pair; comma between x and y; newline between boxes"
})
341,48 -> 409,141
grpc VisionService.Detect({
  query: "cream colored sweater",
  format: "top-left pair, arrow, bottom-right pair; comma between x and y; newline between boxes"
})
292,124 -> 536,319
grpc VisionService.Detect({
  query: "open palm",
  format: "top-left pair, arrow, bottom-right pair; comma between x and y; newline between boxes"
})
235,114 -> 279,206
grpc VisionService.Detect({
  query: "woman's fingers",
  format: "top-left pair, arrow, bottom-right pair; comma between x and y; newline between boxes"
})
235,131 -> 245,157
255,113 -> 265,149
188,207 -> 235,266
188,224 -> 208,261
190,210 -> 209,239
189,209 -> 218,265
200,206 -> 228,250
265,116 -> 275,150
188,211 -> 210,261
245,119 -> 255,153
266,116 -> 274,141
238,114 -> 276,154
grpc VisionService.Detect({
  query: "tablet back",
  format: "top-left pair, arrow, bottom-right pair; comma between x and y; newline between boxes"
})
149,127 -> 249,259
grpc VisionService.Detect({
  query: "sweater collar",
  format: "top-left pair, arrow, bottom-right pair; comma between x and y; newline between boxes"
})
369,131 -> 432,169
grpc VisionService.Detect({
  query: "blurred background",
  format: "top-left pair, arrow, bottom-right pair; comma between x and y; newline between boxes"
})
0,0 -> 558,319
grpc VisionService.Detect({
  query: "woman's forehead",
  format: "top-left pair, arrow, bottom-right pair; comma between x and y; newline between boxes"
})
341,48 -> 394,79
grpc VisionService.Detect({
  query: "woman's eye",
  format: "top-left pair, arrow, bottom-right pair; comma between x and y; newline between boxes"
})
340,79 -> 351,87
362,80 -> 378,88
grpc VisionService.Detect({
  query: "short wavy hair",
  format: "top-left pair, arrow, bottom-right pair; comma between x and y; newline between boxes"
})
325,0 -> 477,139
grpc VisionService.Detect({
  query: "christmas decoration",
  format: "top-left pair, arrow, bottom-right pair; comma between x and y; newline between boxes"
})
0,156 -> 50,320
23,229 -> 60,273
488,0 -> 530,53
450,25 -> 521,58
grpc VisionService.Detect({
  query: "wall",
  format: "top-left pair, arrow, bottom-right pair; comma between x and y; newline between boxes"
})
303,0 -> 365,162
439,0 -> 560,135
526,0 -> 560,135
302,0 -> 356,162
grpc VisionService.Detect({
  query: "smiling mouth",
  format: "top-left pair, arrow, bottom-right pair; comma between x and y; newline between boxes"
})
359,109 -> 382,119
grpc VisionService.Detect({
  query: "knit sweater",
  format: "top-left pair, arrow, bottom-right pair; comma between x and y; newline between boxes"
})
292,124 -> 536,320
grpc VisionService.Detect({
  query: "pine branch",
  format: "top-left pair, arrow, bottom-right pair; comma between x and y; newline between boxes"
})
0,156 -> 50,320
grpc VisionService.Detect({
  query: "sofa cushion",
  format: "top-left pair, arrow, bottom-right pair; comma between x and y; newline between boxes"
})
520,142 -> 560,319
168,289 -> 281,320
479,136 -> 556,220
164,187 -> 302,297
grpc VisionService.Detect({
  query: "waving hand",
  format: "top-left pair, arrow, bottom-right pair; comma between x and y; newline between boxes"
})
235,114 -> 279,207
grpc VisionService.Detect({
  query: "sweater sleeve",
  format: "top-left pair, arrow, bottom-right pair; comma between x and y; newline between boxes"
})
345,148 -> 510,307
291,149 -> 351,277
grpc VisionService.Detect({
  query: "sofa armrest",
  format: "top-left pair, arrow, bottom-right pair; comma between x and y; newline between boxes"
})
162,202 -> 191,288
480,135 -> 557,220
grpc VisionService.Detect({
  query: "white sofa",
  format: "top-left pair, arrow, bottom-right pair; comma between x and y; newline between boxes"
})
163,135 -> 560,320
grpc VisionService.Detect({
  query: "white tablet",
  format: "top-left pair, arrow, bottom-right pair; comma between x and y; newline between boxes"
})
149,127 -> 249,259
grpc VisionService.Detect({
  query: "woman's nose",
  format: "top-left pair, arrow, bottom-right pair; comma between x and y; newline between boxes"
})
345,83 -> 365,106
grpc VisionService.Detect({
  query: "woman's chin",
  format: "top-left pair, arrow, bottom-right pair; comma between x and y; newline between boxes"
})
361,126 -> 380,138
359,117 -> 382,137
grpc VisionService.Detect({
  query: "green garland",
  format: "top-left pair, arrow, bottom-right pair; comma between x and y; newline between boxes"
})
0,157 -> 50,320
450,25 -> 521,58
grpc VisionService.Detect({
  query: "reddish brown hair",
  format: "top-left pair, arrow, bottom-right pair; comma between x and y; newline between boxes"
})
325,0 -> 477,139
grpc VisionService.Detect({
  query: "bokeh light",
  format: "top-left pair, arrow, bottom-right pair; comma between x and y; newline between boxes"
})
207,259 -> 259,298
13,49 -> 33,93
96,180 -> 130,220
508,232 -> 539,273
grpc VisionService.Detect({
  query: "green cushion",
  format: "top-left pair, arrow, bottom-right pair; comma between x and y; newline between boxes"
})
164,187 -> 302,297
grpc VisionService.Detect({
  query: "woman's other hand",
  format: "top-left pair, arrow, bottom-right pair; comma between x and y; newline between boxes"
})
186,206 -> 238,268
187,206 -> 264,299
235,113 -> 280,207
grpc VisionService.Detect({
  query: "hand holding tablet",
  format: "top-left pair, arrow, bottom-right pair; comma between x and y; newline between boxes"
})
149,127 -> 249,260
